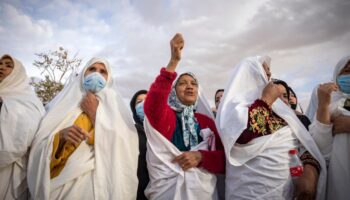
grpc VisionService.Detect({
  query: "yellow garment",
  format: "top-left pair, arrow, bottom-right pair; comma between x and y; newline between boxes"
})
50,113 -> 94,179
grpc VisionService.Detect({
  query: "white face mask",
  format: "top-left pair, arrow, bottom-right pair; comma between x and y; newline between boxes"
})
83,72 -> 106,93
337,74 -> 350,94
135,101 -> 145,122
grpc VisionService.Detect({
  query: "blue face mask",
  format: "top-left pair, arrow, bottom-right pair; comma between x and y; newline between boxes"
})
83,72 -> 106,93
337,74 -> 350,94
135,101 -> 145,122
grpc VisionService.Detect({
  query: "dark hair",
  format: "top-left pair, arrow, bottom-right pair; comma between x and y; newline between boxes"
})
288,87 -> 297,100
288,86 -> 301,111
273,79 -> 290,100
129,90 -> 148,125
1,55 -> 13,61
214,89 -> 224,102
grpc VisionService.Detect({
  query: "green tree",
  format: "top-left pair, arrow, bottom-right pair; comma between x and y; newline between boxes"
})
31,47 -> 82,104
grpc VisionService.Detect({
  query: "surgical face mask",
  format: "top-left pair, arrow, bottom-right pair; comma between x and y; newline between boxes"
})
83,72 -> 106,93
135,101 -> 145,122
337,74 -> 350,94
290,104 -> 297,110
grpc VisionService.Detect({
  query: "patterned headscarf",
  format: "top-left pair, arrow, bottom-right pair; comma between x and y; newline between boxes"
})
168,72 -> 199,148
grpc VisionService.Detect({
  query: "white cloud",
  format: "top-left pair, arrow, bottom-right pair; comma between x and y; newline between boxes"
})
1,0 -> 350,108
0,3 -> 53,40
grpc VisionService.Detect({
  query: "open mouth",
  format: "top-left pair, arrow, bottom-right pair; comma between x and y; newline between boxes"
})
185,91 -> 194,96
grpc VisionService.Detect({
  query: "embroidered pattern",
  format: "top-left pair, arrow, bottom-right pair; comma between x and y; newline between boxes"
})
300,151 -> 321,174
267,115 -> 287,133
249,106 -> 269,135
249,105 -> 287,136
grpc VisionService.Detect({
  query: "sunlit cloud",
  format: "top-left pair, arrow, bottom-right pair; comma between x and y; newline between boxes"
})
1,0 -> 350,109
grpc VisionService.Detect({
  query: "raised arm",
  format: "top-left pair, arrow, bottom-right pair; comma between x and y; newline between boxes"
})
144,33 -> 184,140
166,33 -> 184,73
309,83 -> 338,158
316,83 -> 338,125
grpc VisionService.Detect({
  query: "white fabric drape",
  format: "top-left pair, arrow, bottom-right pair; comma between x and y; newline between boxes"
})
309,55 -> 350,200
0,55 -> 45,200
305,86 -> 318,121
216,56 -> 326,200
144,81 -> 218,200
144,117 -> 217,200
27,58 -> 139,200
227,126 -> 297,199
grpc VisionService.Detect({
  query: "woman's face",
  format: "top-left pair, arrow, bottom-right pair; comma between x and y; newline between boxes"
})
135,93 -> 147,107
339,61 -> 350,76
215,91 -> 224,109
276,84 -> 289,105
262,62 -> 271,81
175,74 -> 198,106
84,62 -> 108,80
289,92 -> 297,105
0,57 -> 14,82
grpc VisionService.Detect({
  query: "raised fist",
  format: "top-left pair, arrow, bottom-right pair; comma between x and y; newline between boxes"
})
261,82 -> 283,107
170,33 -> 184,62
317,82 -> 338,107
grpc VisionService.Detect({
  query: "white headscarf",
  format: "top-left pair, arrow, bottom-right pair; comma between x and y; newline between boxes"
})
28,58 -> 139,200
330,55 -> 350,114
216,56 -> 326,199
305,86 -> 318,121
215,56 -> 270,158
306,55 -> 350,120
0,54 -> 44,166
168,72 -> 200,148
332,55 -> 350,83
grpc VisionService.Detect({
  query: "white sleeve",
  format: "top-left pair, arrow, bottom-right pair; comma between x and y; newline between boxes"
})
309,119 -> 333,163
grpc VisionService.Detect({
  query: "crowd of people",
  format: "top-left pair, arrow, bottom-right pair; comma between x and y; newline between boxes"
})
0,33 -> 349,200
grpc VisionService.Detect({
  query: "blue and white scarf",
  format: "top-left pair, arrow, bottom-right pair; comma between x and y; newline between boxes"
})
168,72 -> 199,149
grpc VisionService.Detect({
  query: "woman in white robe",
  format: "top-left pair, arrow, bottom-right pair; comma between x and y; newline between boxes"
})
0,55 -> 45,200
27,57 -> 139,200
143,33 -> 224,200
309,55 -> 350,200
216,56 -> 326,200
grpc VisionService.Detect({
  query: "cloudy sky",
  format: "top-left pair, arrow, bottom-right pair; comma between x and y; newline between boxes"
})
1,0 -> 350,109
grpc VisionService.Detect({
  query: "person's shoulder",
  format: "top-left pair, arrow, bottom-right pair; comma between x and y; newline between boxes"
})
195,112 -> 212,119
195,113 -> 215,125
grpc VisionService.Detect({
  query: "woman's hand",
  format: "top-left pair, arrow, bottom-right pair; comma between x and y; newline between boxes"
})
172,151 -> 202,171
317,83 -> 338,108
80,92 -> 99,125
294,164 -> 319,200
261,82 -> 283,107
166,33 -> 184,72
59,125 -> 88,146
317,83 -> 338,124
332,114 -> 350,134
